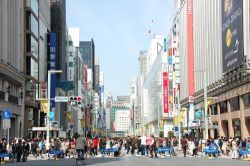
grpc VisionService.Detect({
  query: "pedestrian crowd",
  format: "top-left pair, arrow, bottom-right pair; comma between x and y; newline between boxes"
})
202,136 -> 250,159
0,135 -> 249,163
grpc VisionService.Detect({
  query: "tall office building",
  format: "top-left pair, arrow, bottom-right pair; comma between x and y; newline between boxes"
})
50,0 -> 67,130
24,0 -> 52,137
175,0 -> 250,139
0,0 -> 26,138
78,39 -> 96,92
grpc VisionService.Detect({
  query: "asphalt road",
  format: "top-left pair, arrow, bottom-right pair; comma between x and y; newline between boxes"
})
2,155 -> 250,166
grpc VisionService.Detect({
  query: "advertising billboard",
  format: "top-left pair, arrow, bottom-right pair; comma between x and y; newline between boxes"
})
222,0 -> 243,72
163,72 -> 169,114
48,33 -> 56,108
187,0 -> 194,96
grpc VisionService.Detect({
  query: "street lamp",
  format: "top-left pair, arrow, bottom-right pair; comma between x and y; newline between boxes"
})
46,70 -> 62,149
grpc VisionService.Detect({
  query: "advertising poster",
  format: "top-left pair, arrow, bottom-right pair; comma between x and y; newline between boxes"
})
222,0 -> 243,72
163,72 -> 169,114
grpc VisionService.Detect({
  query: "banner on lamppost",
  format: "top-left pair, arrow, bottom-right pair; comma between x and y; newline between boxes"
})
41,100 -> 48,113
163,72 -> 169,114
222,0 -> 244,72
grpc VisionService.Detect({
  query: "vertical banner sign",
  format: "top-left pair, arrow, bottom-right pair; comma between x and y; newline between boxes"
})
163,72 -> 169,114
187,0 -> 194,96
164,38 -> 167,52
48,33 -> 56,108
222,0 -> 244,72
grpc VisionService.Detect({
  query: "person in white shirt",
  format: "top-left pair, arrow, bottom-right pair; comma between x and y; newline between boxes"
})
139,135 -> 147,156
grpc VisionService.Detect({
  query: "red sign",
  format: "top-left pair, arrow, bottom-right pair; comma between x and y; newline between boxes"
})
163,72 -> 169,114
40,82 -> 47,99
187,0 -> 194,96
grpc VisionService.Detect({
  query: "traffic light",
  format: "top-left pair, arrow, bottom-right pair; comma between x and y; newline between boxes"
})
77,96 -> 81,106
68,96 -> 81,107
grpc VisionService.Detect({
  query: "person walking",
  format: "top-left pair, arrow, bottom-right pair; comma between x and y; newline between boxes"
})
181,137 -> 188,157
93,137 -> 99,156
146,135 -> 152,156
16,139 -> 23,162
76,134 -> 87,159
231,138 -> 239,159
31,139 -> 38,158
149,135 -> 158,158
139,135 -> 146,156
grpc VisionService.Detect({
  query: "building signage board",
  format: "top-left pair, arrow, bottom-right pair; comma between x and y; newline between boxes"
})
2,119 -> 11,129
48,33 -> 56,108
164,38 -> 167,52
187,0 -> 194,96
222,0 -> 243,72
163,72 -> 169,114
40,82 -> 47,99
55,96 -> 69,102
2,109 -> 12,119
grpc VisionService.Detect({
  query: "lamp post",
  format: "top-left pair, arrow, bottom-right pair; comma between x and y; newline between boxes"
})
46,70 -> 62,149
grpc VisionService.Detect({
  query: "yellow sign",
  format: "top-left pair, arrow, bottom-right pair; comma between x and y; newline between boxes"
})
41,100 -> 48,113
180,111 -> 186,123
159,120 -> 164,127
80,119 -> 84,128
173,116 -> 178,126
66,112 -> 72,122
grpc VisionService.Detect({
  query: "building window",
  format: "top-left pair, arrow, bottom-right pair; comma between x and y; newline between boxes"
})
211,104 -> 218,115
26,11 -> 38,38
219,100 -> 228,114
26,57 -> 38,80
26,34 -> 38,59
230,96 -> 240,112
243,93 -> 250,108
232,119 -> 241,137
30,0 -> 38,16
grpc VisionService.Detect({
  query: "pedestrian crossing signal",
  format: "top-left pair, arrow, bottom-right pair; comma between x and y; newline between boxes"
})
69,96 -> 82,107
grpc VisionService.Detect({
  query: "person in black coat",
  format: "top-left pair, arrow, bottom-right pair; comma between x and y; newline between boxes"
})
22,140 -> 30,162
0,140 -> 7,163
11,141 -> 17,162
16,139 -> 23,162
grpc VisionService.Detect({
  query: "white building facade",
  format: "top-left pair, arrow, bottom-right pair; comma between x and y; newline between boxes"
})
115,110 -> 130,132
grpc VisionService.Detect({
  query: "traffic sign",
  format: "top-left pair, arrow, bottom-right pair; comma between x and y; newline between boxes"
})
55,96 -> 69,102
49,112 -> 55,119
2,119 -> 11,129
2,109 -> 12,119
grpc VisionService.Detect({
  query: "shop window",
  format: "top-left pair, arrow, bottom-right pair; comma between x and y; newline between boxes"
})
219,100 -> 228,114
230,96 -> 240,112
232,119 -> 241,137
243,93 -> 250,108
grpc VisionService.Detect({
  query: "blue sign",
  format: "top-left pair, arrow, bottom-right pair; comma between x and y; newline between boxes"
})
174,126 -> 178,132
2,109 -> 12,119
49,112 -> 55,119
168,56 -> 172,65
48,33 -> 56,108
164,38 -> 167,52
196,109 -> 204,119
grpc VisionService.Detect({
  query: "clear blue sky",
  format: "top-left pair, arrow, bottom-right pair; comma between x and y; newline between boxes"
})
66,0 -> 174,98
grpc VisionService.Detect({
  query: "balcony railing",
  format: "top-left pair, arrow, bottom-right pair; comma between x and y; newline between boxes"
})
8,94 -> 19,105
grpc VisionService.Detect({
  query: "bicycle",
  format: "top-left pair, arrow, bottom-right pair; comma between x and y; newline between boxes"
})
74,149 -> 86,166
